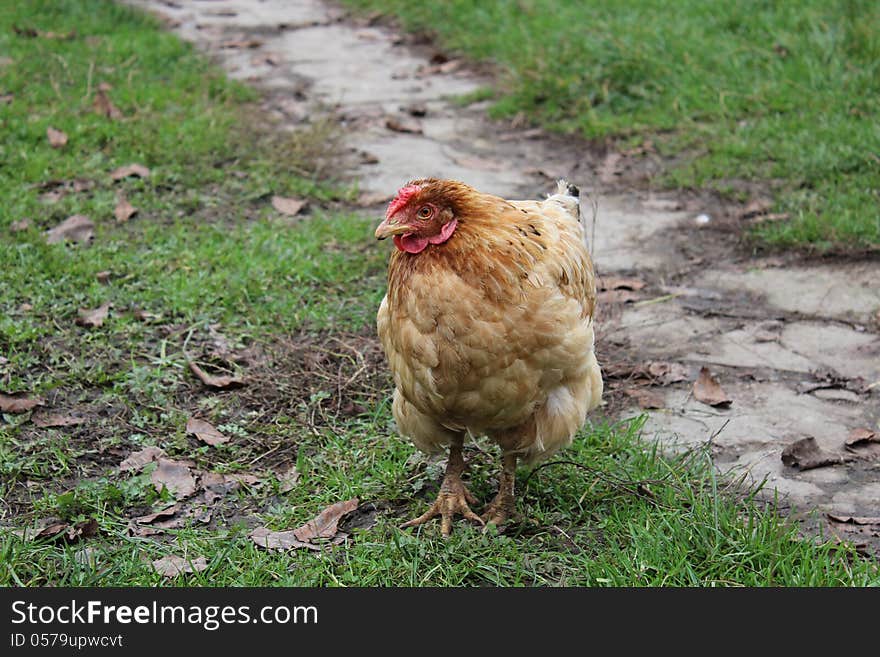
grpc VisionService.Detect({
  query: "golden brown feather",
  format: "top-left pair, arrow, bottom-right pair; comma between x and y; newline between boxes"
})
376,179 -> 602,535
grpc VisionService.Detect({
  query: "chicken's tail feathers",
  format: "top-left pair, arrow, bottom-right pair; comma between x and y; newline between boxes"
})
555,179 -> 580,199
549,179 -> 581,223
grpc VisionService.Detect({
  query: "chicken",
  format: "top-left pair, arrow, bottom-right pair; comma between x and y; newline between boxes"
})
375,178 -> 603,535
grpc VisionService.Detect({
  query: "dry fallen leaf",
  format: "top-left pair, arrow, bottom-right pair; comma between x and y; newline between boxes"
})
624,388 -> 665,410
96,271 -> 111,284
693,367 -> 732,407
110,163 -> 150,181
185,417 -> 229,446
32,413 -> 85,428
119,446 -> 166,472
188,362 -> 245,390
277,465 -> 300,493
114,195 -> 137,223
597,289 -> 641,305
133,308 -> 161,322
30,518 -> 98,544
47,127 -> 68,148
271,195 -> 307,216
0,93 -> 13,105
151,458 -> 197,499
10,218 -> 30,232
385,117 -> 422,134
46,214 -> 94,244
93,83 -> 123,119
152,555 -> 208,578
219,39 -> 264,49
135,504 -> 181,525
294,498 -> 359,542
781,437 -> 851,471
0,393 -> 43,413
739,198 -> 772,219
250,527 -> 321,551
645,361 -> 690,385
827,514 -> 880,526
76,302 -> 111,328
599,276 -> 646,291
845,428 -> 878,447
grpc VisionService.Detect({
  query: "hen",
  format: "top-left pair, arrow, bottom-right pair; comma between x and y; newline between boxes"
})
375,178 -> 603,535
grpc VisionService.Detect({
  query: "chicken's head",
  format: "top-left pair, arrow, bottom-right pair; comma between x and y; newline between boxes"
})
375,181 -> 458,254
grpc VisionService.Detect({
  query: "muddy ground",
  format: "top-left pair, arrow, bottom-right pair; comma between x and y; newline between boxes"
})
132,0 -> 879,551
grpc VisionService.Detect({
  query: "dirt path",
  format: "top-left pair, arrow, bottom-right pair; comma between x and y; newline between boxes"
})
134,0 -> 880,549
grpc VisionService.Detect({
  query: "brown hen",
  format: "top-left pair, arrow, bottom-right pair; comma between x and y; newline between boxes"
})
375,178 -> 603,535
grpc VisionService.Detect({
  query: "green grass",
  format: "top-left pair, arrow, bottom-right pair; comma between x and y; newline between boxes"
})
343,0 -> 880,251
0,0 -> 877,587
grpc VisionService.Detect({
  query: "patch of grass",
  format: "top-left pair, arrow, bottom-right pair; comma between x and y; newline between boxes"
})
344,0 -> 880,251
3,417 -> 876,586
0,0 -> 876,588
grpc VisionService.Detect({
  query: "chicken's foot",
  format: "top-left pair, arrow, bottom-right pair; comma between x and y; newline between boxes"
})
400,437 -> 484,537
481,453 -> 517,529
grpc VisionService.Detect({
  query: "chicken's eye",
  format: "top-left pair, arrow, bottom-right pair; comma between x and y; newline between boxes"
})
417,206 -> 433,219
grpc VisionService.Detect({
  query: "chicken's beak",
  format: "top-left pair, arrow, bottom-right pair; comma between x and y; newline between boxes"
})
375,219 -> 413,240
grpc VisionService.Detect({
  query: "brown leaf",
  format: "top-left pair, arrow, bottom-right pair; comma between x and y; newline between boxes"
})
133,308 -> 161,322
693,367 -> 732,407
645,361 -> 690,384
739,198 -> 772,219
114,195 -> 137,223
93,84 -> 123,119
10,218 -> 30,232
597,289 -> 641,305
624,388 -> 665,410
65,518 -> 99,543
47,127 -> 68,148
277,465 -> 300,493
271,195 -> 307,216
385,117 -> 422,134
31,518 -> 97,544
152,458 -> 197,499
135,504 -> 181,525
781,437 -> 850,471
152,555 -> 208,578
32,413 -> 85,428
110,163 -> 150,180
119,446 -> 166,472
46,214 -> 94,244
0,93 -> 13,105
404,102 -> 428,117
599,276 -> 646,291
0,393 -> 44,413
827,514 -> 880,526
96,271 -> 111,284
185,417 -> 229,446
293,498 -> 359,542
188,362 -> 245,390
219,39 -> 264,49
250,527 -> 322,551
76,302 -> 111,328
845,428 -> 878,447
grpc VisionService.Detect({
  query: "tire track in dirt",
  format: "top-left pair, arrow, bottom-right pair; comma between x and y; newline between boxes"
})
134,0 -> 880,550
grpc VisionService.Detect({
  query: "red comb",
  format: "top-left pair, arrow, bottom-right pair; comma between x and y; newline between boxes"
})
386,184 -> 421,219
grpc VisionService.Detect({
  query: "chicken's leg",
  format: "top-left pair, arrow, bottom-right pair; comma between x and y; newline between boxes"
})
400,435 -> 484,537
481,452 -> 517,528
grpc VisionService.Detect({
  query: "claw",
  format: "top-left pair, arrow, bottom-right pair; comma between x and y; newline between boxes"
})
400,477 -> 484,537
